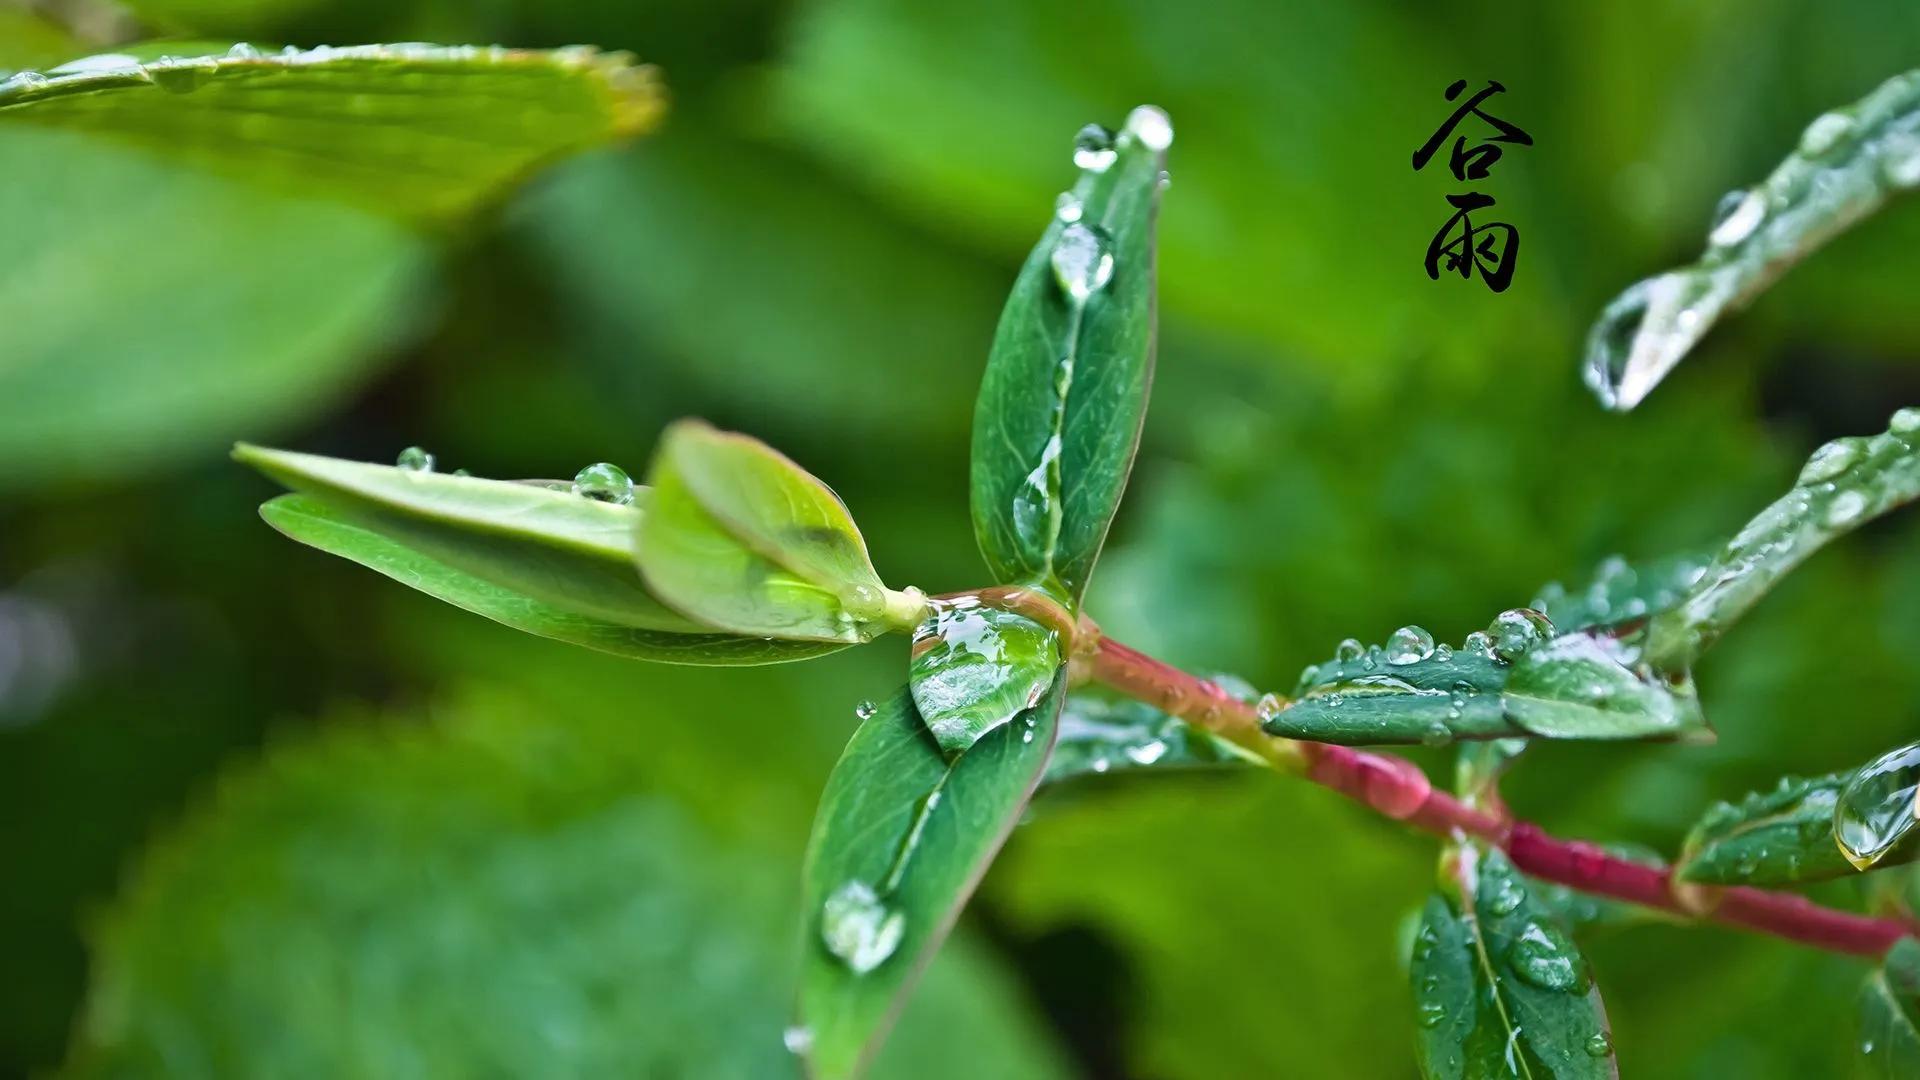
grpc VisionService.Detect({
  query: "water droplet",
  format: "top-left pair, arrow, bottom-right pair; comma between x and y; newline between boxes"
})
1072,124 -> 1117,172
1385,625 -> 1436,665
1415,1001 -> 1447,1028
783,1025 -> 813,1055
1420,722 -> 1451,748
1708,189 -> 1765,247
148,58 -> 208,94
1585,1032 -> 1614,1058
1882,133 -> 1920,189
1485,872 -> 1526,916
1834,741 -> 1920,870
1892,407 -> 1920,436
1050,222 -> 1114,303
1798,111 -> 1854,157
2,70 -> 48,90
571,461 -> 634,504
1506,919 -> 1589,992
226,43 -> 262,59
395,446 -> 434,473
821,881 -> 905,974
854,700 -> 876,720
1053,192 -> 1082,223
1256,693 -> 1285,722
1461,631 -> 1494,657
1825,490 -> 1869,528
1334,638 -> 1366,663
1799,439 -> 1859,484
1582,277 -> 1652,410
1485,608 -> 1554,663
1122,104 -> 1173,152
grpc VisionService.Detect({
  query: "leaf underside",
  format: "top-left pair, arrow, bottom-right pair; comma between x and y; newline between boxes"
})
1862,939 -> 1920,1077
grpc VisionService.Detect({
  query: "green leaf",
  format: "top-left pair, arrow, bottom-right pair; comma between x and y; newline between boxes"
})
969,109 -> 1166,606
237,443 -> 693,631
1644,409 -> 1920,669
0,42 -> 663,219
259,494 -> 839,665
908,601 -> 1061,756
1862,939 -> 1920,1077
1530,552 -> 1715,634
1045,692 -> 1263,785
1676,772 -> 1861,886
800,680 -> 1065,1079
637,419 -> 917,643
1584,68 -> 1920,410
1411,845 -> 1616,1080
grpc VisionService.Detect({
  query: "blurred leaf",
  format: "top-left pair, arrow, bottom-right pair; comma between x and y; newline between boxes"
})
1044,692 -> 1261,785
1645,410 -> 1920,668
800,681 -> 1064,1079
0,6 -> 79,70
1677,772 -> 1859,886
0,42 -> 663,219
1584,69 -> 1920,410
1411,844 -> 1616,1079
638,420 -> 914,643
908,600 -> 1060,755
969,110 -> 1164,607
238,443 -> 696,631
1862,939 -> 1920,1076
70,700 -> 1067,1079
260,494 -> 840,663
1530,552 -> 1715,634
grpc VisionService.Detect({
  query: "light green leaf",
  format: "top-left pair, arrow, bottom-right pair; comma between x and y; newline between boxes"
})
908,600 -> 1061,756
800,680 -> 1065,1079
259,494 -> 839,665
637,420 -> 918,643
1045,692 -> 1263,785
1644,408 -> 1920,668
1676,772 -> 1859,886
1862,939 -> 1920,1077
0,41 -> 663,219
1412,844 -> 1616,1080
969,109 -> 1165,607
1585,68 -> 1920,409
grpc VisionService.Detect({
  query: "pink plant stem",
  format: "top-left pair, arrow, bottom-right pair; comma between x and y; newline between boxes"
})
1087,635 -> 1914,959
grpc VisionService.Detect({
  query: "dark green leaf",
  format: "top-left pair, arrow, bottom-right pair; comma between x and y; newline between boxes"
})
637,419 -> 920,643
1584,69 -> 1920,410
1044,692 -> 1263,785
800,680 -> 1065,1078
1644,409 -> 1920,668
1502,631 -> 1702,740
1676,772 -> 1862,885
908,600 -> 1061,755
1862,939 -> 1920,1077
969,109 -> 1166,606
1411,845 -> 1616,1079
260,494 -> 840,665
0,42 -> 663,219
1530,552 -> 1715,634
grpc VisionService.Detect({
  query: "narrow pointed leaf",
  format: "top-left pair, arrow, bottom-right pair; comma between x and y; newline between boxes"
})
1862,939 -> 1920,1077
1411,845 -> 1616,1079
637,420 -> 907,643
0,42 -> 663,219
1644,409 -> 1920,668
1676,772 -> 1860,886
237,443 -> 697,631
908,601 -> 1060,755
1044,693 -> 1262,785
1584,69 -> 1920,410
800,680 -> 1065,1079
969,109 -> 1167,606
259,495 -> 839,665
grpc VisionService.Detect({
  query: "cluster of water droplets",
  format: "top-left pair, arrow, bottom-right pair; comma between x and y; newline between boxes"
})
391,445 -> 636,505
1045,106 -> 1172,306
1834,741 -> 1920,871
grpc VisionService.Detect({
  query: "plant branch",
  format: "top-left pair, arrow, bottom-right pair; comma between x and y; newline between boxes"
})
1086,633 -> 1915,959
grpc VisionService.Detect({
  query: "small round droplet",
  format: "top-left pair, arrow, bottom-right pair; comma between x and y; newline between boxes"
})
1825,490 -> 1868,528
854,700 -> 877,720
571,461 -> 634,504
821,880 -> 905,974
1053,191 -> 1083,223
226,42 -> 263,59
1334,638 -> 1366,663
1798,111 -> 1854,157
396,446 -> 434,473
1385,625 -> 1436,665
1891,407 -> 1920,436
1123,104 -> 1174,152
783,1025 -> 813,1055
1834,741 -> 1920,870
1485,608 -> 1554,663
1585,1032 -> 1614,1058
1461,631 -> 1494,657
1050,222 -> 1114,302
1506,919 -> 1589,992
1072,124 -> 1117,172
1707,188 -> 1765,247
1799,439 -> 1859,484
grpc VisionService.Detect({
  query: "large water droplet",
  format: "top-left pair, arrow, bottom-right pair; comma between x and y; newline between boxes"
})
1385,625 -> 1436,665
1798,111 -> 1854,157
1707,189 -> 1765,247
1485,608 -> 1553,663
1583,278 -> 1652,410
1050,222 -> 1114,303
821,880 -> 905,974
1506,920 -> 1589,992
1799,439 -> 1859,484
1825,490 -> 1869,528
1123,105 -> 1173,152
395,446 -> 434,473
1834,741 -> 1920,870
1334,638 -> 1365,663
1072,124 -> 1117,172
571,461 -> 634,504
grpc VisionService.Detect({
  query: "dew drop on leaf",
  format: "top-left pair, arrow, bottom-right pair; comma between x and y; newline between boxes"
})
1833,741 -> 1920,870
820,880 -> 905,974
1798,439 -> 1859,484
1585,1032 -> 1614,1058
1334,638 -> 1365,662
1485,608 -> 1553,663
1825,490 -> 1869,528
571,461 -> 634,504
1256,693 -> 1285,722
1484,868 -> 1526,916
1122,104 -> 1174,152
1053,191 -> 1082,223
854,700 -> 876,721
395,445 -> 434,473
1505,920 -> 1589,993
1707,188 -> 1765,247
1050,222 -> 1115,303
1891,407 -> 1920,437
1071,123 -> 1117,171
782,1025 -> 813,1056
1415,1001 -> 1447,1028
1385,625 -> 1435,665
1798,110 -> 1854,157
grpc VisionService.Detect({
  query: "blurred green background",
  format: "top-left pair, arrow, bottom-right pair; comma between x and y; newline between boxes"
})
4,0 -> 1920,1076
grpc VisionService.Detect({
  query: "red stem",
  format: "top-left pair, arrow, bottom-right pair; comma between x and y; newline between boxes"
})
1087,635 -> 1914,959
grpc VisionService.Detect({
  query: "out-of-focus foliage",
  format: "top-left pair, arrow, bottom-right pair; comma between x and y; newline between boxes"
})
7,0 -> 1920,1076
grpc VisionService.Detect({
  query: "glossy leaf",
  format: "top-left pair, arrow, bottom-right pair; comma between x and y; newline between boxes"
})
969,108 -> 1166,607
1677,772 -> 1861,885
1585,69 -> 1920,410
259,495 -> 840,665
1530,553 -> 1713,634
1644,408 -> 1920,669
908,600 -> 1060,756
800,680 -> 1065,1079
0,42 -> 663,219
1411,845 -> 1616,1080
1045,693 -> 1263,785
1862,939 -> 1920,1077
637,420 -> 915,644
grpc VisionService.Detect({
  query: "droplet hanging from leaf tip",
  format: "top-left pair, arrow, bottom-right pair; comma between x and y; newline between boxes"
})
1123,104 -> 1174,152
396,445 -> 434,473
1833,741 -> 1920,870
